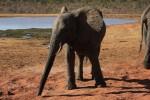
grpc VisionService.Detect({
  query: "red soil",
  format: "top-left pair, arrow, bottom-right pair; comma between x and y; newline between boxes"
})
0,22 -> 149,100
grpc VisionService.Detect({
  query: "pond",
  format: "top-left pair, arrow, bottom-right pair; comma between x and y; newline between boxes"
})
0,17 -> 139,30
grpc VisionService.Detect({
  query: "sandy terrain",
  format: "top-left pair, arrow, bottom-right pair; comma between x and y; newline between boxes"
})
0,22 -> 150,100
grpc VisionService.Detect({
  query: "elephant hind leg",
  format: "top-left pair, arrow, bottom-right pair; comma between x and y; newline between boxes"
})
77,55 -> 84,80
91,45 -> 101,80
88,53 -> 106,87
76,55 -> 95,81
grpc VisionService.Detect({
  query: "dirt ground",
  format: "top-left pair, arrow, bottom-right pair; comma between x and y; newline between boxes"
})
0,22 -> 150,100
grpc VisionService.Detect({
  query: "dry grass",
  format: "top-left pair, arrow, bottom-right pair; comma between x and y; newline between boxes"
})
0,14 -> 141,20
104,14 -> 141,20
0,0 -> 150,14
0,14 -> 58,17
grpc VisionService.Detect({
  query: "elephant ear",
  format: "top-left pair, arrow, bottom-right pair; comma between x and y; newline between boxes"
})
72,6 -> 103,32
61,6 -> 68,13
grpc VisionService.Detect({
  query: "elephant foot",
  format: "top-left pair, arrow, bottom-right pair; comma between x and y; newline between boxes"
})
91,75 -> 94,80
66,84 -> 77,90
95,82 -> 106,88
143,61 -> 150,69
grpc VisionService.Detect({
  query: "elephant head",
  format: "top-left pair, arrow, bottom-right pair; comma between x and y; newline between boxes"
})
38,6 -> 104,96
38,7 -> 77,96
139,5 -> 150,69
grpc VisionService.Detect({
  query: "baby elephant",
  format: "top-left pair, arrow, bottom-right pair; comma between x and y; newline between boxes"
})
38,6 -> 106,96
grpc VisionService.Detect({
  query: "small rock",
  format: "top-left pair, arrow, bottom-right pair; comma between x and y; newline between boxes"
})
108,82 -> 112,84
125,71 -> 128,74
22,35 -> 32,39
121,75 -> 128,80
7,91 -> 15,95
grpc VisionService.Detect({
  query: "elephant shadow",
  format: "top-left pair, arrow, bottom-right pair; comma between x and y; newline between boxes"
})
105,77 -> 150,94
41,78 -> 150,98
42,93 -> 95,98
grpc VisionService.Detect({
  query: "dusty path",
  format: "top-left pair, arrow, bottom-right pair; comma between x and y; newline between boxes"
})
0,22 -> 150,100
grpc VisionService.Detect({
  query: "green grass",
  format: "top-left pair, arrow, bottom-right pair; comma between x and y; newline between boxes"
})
0,28 -> 52,39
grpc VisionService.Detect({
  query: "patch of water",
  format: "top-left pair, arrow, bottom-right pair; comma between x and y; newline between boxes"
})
104,18 -> 139,25
0,17 -> 139,30
0,17 -> 55,30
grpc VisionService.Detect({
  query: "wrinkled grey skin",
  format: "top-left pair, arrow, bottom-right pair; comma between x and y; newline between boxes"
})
38,6 -> 106,96
139,5 -> 150,69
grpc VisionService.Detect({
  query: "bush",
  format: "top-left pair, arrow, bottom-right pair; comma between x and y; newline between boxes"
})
0,0 -> 150,14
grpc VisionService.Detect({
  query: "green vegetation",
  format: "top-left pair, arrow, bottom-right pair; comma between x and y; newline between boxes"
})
0,0 -> 150,14
0,28 -> 51,39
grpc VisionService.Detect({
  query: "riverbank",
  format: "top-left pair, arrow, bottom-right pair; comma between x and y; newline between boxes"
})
0,28 -> 51,39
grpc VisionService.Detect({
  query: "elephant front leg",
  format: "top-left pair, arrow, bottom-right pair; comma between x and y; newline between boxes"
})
66,45 -> 77,90
91,45 -> 101,80
88,53 -> 106,87
77,55 -> 84,80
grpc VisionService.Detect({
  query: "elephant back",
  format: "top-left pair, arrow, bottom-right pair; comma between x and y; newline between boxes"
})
71,6 -> 104,32
142,5 -> 150,21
